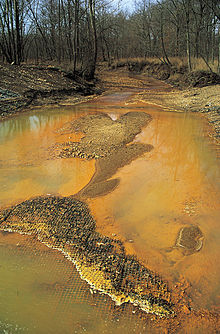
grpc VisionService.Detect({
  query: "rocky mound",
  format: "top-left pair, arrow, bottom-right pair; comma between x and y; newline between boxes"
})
0,195 -> 174,317
176,225 -> 204,255
55,112 -> 152,160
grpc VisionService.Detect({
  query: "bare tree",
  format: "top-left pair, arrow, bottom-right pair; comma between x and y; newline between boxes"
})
0,0 -> 26,64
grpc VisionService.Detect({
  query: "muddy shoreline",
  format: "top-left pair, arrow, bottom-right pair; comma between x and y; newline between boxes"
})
98,66 -> 220,146
0,64 -> 220,149
0,64 -> 101,121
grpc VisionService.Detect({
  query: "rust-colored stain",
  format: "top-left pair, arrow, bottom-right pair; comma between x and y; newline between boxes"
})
0,76 -> 220,332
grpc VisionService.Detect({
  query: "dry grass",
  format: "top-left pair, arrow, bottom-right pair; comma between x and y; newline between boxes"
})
111,57 -> 219,73
2,56 -> 219,74
170,57 -> 219,72
192,58 -> 219,72
111,57 -> 158,69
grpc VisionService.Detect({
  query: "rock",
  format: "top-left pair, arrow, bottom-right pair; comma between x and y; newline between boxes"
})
176,225 -> 204,255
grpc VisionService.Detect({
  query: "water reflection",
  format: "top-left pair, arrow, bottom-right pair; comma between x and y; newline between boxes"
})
0,112 -> 56,141
0,106 -> 95,206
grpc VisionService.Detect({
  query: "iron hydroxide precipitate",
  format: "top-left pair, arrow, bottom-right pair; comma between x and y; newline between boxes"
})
0,195 -> 174,317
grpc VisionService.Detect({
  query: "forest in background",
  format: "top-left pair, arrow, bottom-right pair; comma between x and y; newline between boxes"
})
0,0 -> 220,79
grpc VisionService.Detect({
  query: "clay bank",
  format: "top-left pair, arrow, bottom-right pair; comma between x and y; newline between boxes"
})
0,70 -> 220,333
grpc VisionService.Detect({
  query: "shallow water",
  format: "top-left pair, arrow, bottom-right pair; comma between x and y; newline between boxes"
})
0,107 -> 95,207
0,86 -> 220,332
89,104 -> 220,311
0,232 -> 151,334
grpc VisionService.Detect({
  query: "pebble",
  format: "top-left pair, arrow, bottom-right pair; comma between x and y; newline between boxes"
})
0,88 -> 20,99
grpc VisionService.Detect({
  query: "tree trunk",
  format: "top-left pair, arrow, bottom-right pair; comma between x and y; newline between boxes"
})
58,0 -> 61,63
87,0 -> 97,79
73,0 -> 80,73
61,0 -> 73,62
8,0 -> 16,62
28,4 -> 53,60
14,0 -> 22,64
186,22 -> 192,71
160,9 -> 171,66
176,25 -> 179,57
218,28 -> 220,74
185,0 -> 192,71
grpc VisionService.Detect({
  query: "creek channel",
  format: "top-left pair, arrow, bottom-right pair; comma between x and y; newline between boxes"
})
0,81 -> 220,333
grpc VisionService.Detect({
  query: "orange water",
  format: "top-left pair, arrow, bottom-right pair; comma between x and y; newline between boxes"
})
87,99 -> 220,313
0,106 -> 95,207
0,89 -> 219,332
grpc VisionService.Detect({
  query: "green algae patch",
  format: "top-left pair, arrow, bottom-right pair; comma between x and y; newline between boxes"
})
0,195 -> 174,317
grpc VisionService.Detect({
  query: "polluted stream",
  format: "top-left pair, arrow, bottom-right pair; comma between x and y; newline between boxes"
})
0,82 -> 220,333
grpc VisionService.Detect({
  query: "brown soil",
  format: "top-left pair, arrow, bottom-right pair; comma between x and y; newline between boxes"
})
134,84 -> 220,113
0,64 -> 100,120
97,65 -> 219,113
78,143 -> 152,198
2,63 -> 219,144
97,65 -> 173,93
112,59 -> 220,87
133,83 -> 220,148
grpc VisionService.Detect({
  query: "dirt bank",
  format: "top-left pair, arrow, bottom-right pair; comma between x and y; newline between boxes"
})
133,82 -> 220,146
1,63 -> 219,145
113,59 -> 220,88
0,64 -> 100,121
98,65 -> 220,147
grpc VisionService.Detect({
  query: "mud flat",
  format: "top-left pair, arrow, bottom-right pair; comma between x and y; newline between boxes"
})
51,111 -> 153,198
